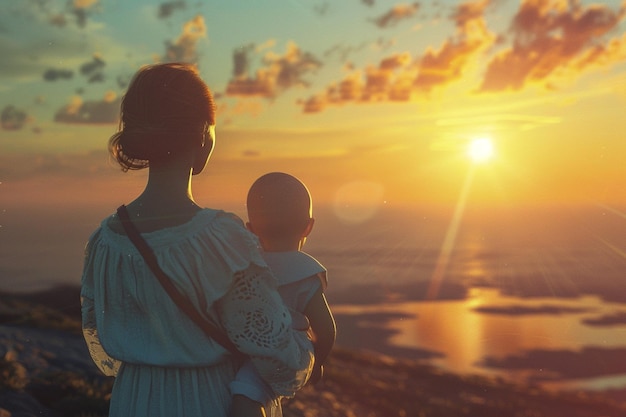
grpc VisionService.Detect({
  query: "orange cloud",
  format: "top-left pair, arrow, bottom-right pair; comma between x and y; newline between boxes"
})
380,52 -> 412,70
479,0 -> 626,92
414,0 -> 493,91
163,14 -> 206,63
225,41 -> 322,99
225,76 -> 274,98
363,54 -> 410,100
73,0 -> 99,8
299,53 -> 413,112
336,71 -> 364,101
103,90 -> 117,103
301,94 -> 328,114
54,93 -> 120,124
301,0 -> 494,112
573,29 -> 626,71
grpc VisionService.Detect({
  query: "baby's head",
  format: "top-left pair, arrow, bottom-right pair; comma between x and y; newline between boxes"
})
109,63 -> 216,171
246,172 -> 314,251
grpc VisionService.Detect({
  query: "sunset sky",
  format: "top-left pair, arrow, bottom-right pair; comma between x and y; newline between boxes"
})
4,3 -> 626,390
2,0 -> 626,213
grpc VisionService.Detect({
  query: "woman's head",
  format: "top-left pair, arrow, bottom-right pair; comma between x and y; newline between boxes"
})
109,63 -> 216,171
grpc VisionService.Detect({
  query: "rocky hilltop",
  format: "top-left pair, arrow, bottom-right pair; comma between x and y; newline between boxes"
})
1,286 -> 626,417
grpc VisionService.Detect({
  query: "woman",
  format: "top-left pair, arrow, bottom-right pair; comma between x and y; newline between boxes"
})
80,63 -> 313,416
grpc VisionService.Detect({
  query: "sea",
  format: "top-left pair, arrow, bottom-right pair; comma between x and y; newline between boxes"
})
2,201 -> 626,394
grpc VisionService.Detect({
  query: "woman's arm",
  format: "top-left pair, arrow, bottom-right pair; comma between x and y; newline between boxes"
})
80,231 -> 121,377
81,295 -> 121,376
217,263 -> 314,397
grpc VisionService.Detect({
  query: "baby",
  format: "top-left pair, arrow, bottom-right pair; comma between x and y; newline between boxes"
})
230,172 -> 336,417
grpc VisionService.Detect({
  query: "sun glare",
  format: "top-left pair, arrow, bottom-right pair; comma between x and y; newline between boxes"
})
468,138 -> 494,163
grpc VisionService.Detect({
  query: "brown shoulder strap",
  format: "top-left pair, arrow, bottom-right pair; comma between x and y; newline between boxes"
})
116,205 -> 244,360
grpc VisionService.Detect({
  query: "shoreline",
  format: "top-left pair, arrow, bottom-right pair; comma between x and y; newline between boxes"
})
2,286 -> 626,415
5,284 -> 626,393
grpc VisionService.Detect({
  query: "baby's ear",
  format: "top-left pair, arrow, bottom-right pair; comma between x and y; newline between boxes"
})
302,217 -> 315,238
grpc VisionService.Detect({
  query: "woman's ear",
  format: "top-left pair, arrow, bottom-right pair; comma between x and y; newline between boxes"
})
192,126 -> 215,175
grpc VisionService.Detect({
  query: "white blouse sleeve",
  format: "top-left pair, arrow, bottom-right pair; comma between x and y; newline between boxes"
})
217,263 -> 314,397
80,229 -> 121,377
81,295 -> 121,376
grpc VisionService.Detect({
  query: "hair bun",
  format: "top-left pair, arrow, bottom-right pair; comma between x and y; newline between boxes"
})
108,63 -> 215,171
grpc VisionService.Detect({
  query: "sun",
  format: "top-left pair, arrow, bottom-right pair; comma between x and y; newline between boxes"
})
467,138 -> 494,163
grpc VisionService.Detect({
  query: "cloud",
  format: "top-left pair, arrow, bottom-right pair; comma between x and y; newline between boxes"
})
48,13 -> 68,28
80,54 -> 105,76
158,1 -> 186,19
0,6 -> 120,83
582,310 -> 626,326
54,92 -> 120,124
301,0 -> 494,112
413,0 -> 494,91
41,55 -> 105,85
216,99 -> 266,125
231,44 -> 255,78
300,94 -> 328,114
39,0 -> 102,29
0,150 -> 112,180
299,52 -> 415,112
255,39 -> 276,53
1,105 -> 30,130
371,2 -> 421,28
300,55 -> 411,112
313,2 -> 330,17
573,31 -> 626,71
70,0 -> 101,28
42,68 -> 74,81
364,52 -> 413,100
225,41 -> 322,99
268,43 -> 322,89
479,1 -> 626,92
162,14 -> 207,63
242,149 -> 261,157
323,42 -> 368,62
79,54 -> 106,83
116,74 -> 131,90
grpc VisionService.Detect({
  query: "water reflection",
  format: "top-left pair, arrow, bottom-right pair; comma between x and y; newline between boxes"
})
333,287 -> 626,390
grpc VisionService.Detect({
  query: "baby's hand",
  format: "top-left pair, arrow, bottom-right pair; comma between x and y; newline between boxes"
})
290,310 -> 310,331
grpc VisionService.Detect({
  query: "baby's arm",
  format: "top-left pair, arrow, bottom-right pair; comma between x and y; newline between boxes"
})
304,287 -> 336,383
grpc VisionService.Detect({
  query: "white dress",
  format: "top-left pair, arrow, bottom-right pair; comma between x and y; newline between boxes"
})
80,209 -> 313,417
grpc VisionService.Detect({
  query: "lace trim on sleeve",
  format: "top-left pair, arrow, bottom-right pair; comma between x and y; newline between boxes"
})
217,264 -> 313,397
81,296 -> 121,377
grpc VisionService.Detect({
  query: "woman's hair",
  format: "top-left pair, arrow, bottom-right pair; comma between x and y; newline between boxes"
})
109,63 -> 216,171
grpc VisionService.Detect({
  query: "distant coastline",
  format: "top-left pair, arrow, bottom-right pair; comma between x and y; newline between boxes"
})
2,285 -> 626,416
